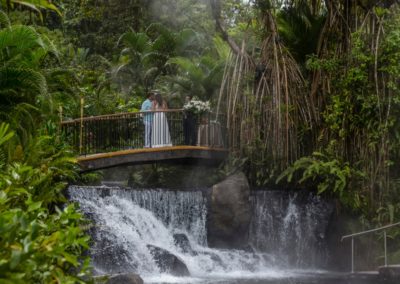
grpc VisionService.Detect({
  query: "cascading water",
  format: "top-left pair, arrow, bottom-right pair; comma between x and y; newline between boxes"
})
249,191 -> 334,268
68,186 -> 286,283
68,185 -> 340,284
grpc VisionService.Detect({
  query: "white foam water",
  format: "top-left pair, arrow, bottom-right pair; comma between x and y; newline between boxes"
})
68,186 -> 335,283
68,186 -> 279,282
249,191 -> 334,267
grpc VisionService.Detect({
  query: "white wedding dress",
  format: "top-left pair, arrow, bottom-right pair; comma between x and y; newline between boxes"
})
151,106 -> 172,148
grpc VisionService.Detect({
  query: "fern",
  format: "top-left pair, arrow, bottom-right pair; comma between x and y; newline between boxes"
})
276,152 -> 363,199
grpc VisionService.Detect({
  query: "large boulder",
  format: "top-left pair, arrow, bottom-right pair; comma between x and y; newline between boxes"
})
106,273 -> 143,284
92,238 -> 137,274
207,172 -> 251,249
173,233 -> 197,256
147,245 -> 190,276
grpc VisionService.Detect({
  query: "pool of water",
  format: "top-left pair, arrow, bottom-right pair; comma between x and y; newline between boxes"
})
69,187 -> 386,284
143,270 -> 380,284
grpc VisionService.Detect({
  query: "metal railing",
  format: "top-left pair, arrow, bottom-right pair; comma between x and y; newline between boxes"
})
61,109 -> 227,155
341,221 -> 400,273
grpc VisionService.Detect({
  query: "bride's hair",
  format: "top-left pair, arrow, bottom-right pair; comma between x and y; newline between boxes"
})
154,93 -> 163,107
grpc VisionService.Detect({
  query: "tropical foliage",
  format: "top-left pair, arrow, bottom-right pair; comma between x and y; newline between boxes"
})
0,122 -> 90,283
0,9 -> 90,283
2,0 -> 400,280
0,0 -> 61,21
215,0 -> 400,223
0,14 -> 48,110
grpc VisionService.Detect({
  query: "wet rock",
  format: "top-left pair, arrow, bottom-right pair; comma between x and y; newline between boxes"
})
106,273 -> 143,284
147,245 -> 190,276
242,244 -> 256,253
199,251 -> 226,269
173,233 -> 197,255
208,172 -> 251,249
92,238 -> 136,274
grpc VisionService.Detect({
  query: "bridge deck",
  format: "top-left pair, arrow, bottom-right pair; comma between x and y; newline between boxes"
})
78,146 -> 228,171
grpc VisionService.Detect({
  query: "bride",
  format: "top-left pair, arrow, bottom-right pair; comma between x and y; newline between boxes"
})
151,93 -> 172,148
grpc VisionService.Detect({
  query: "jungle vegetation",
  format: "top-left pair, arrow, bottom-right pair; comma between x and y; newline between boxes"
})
1,0 -> 400,282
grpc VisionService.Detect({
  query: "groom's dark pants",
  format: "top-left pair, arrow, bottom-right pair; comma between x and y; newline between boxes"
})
183,113 -> 197,146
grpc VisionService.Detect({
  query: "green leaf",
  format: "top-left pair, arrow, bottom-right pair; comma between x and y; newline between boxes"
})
27,201 -> 42,212
62,252 -> 78,267
0,123 -> 14,146
10,249 -> 22,269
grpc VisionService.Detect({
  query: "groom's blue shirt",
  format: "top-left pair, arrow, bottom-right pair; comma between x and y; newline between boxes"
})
141,99 -> 153,123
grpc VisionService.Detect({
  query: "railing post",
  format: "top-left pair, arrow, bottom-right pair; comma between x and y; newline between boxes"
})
208,112 -> 211,146
79,96 -> 84,155
59,105 -> 63,124
58,105 -> 63,136
351,237 -> 355,273
384,230 -> 387,267
342,222 -> 400,273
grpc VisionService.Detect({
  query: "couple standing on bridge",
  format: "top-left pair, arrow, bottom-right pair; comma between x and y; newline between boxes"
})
141,91 -> 198,148
141,91 -> 172,148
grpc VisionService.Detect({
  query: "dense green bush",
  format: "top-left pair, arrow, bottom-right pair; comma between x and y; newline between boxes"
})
0,123 -> 91,283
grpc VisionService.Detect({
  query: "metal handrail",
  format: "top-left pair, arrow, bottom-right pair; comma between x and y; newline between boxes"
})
341,221 -> 400,273
61,109 -> 225,124
61,109 -> 227,155
61,109 -> 185,124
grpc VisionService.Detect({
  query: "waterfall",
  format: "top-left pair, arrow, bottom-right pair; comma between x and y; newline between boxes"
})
68,186 -> 280,281
249,191 -> 334,268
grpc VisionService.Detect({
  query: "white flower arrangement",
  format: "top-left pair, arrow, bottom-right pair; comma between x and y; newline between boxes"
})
183,98 -> 211,115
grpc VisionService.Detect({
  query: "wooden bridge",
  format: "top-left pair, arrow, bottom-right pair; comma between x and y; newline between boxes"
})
61,109 -> 228,171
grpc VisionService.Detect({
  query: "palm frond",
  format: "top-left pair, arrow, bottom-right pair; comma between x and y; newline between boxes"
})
143,67 -> 160,82
27,0 -> 62,16
5,0 -> 62,21
0,123 -> 14,147
0,10 -> 10,29
0,148 -> 6,169
0,25 -> 42,60
213,36 -> 230,61
152,33 -> 176,54
174,29 -> 199,55
2,103 -> 38,146
0,67 -> 47,99
141,51 -> 168,66
145,22 -> 174,41
118,32 -> 150,53
168,57 -> 204,82
10,1 -> 42,19
40,33 -> 60,60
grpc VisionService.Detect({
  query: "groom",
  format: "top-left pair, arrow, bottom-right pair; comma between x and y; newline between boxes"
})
141,91 -> 155,148
183,95 -> 197,145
